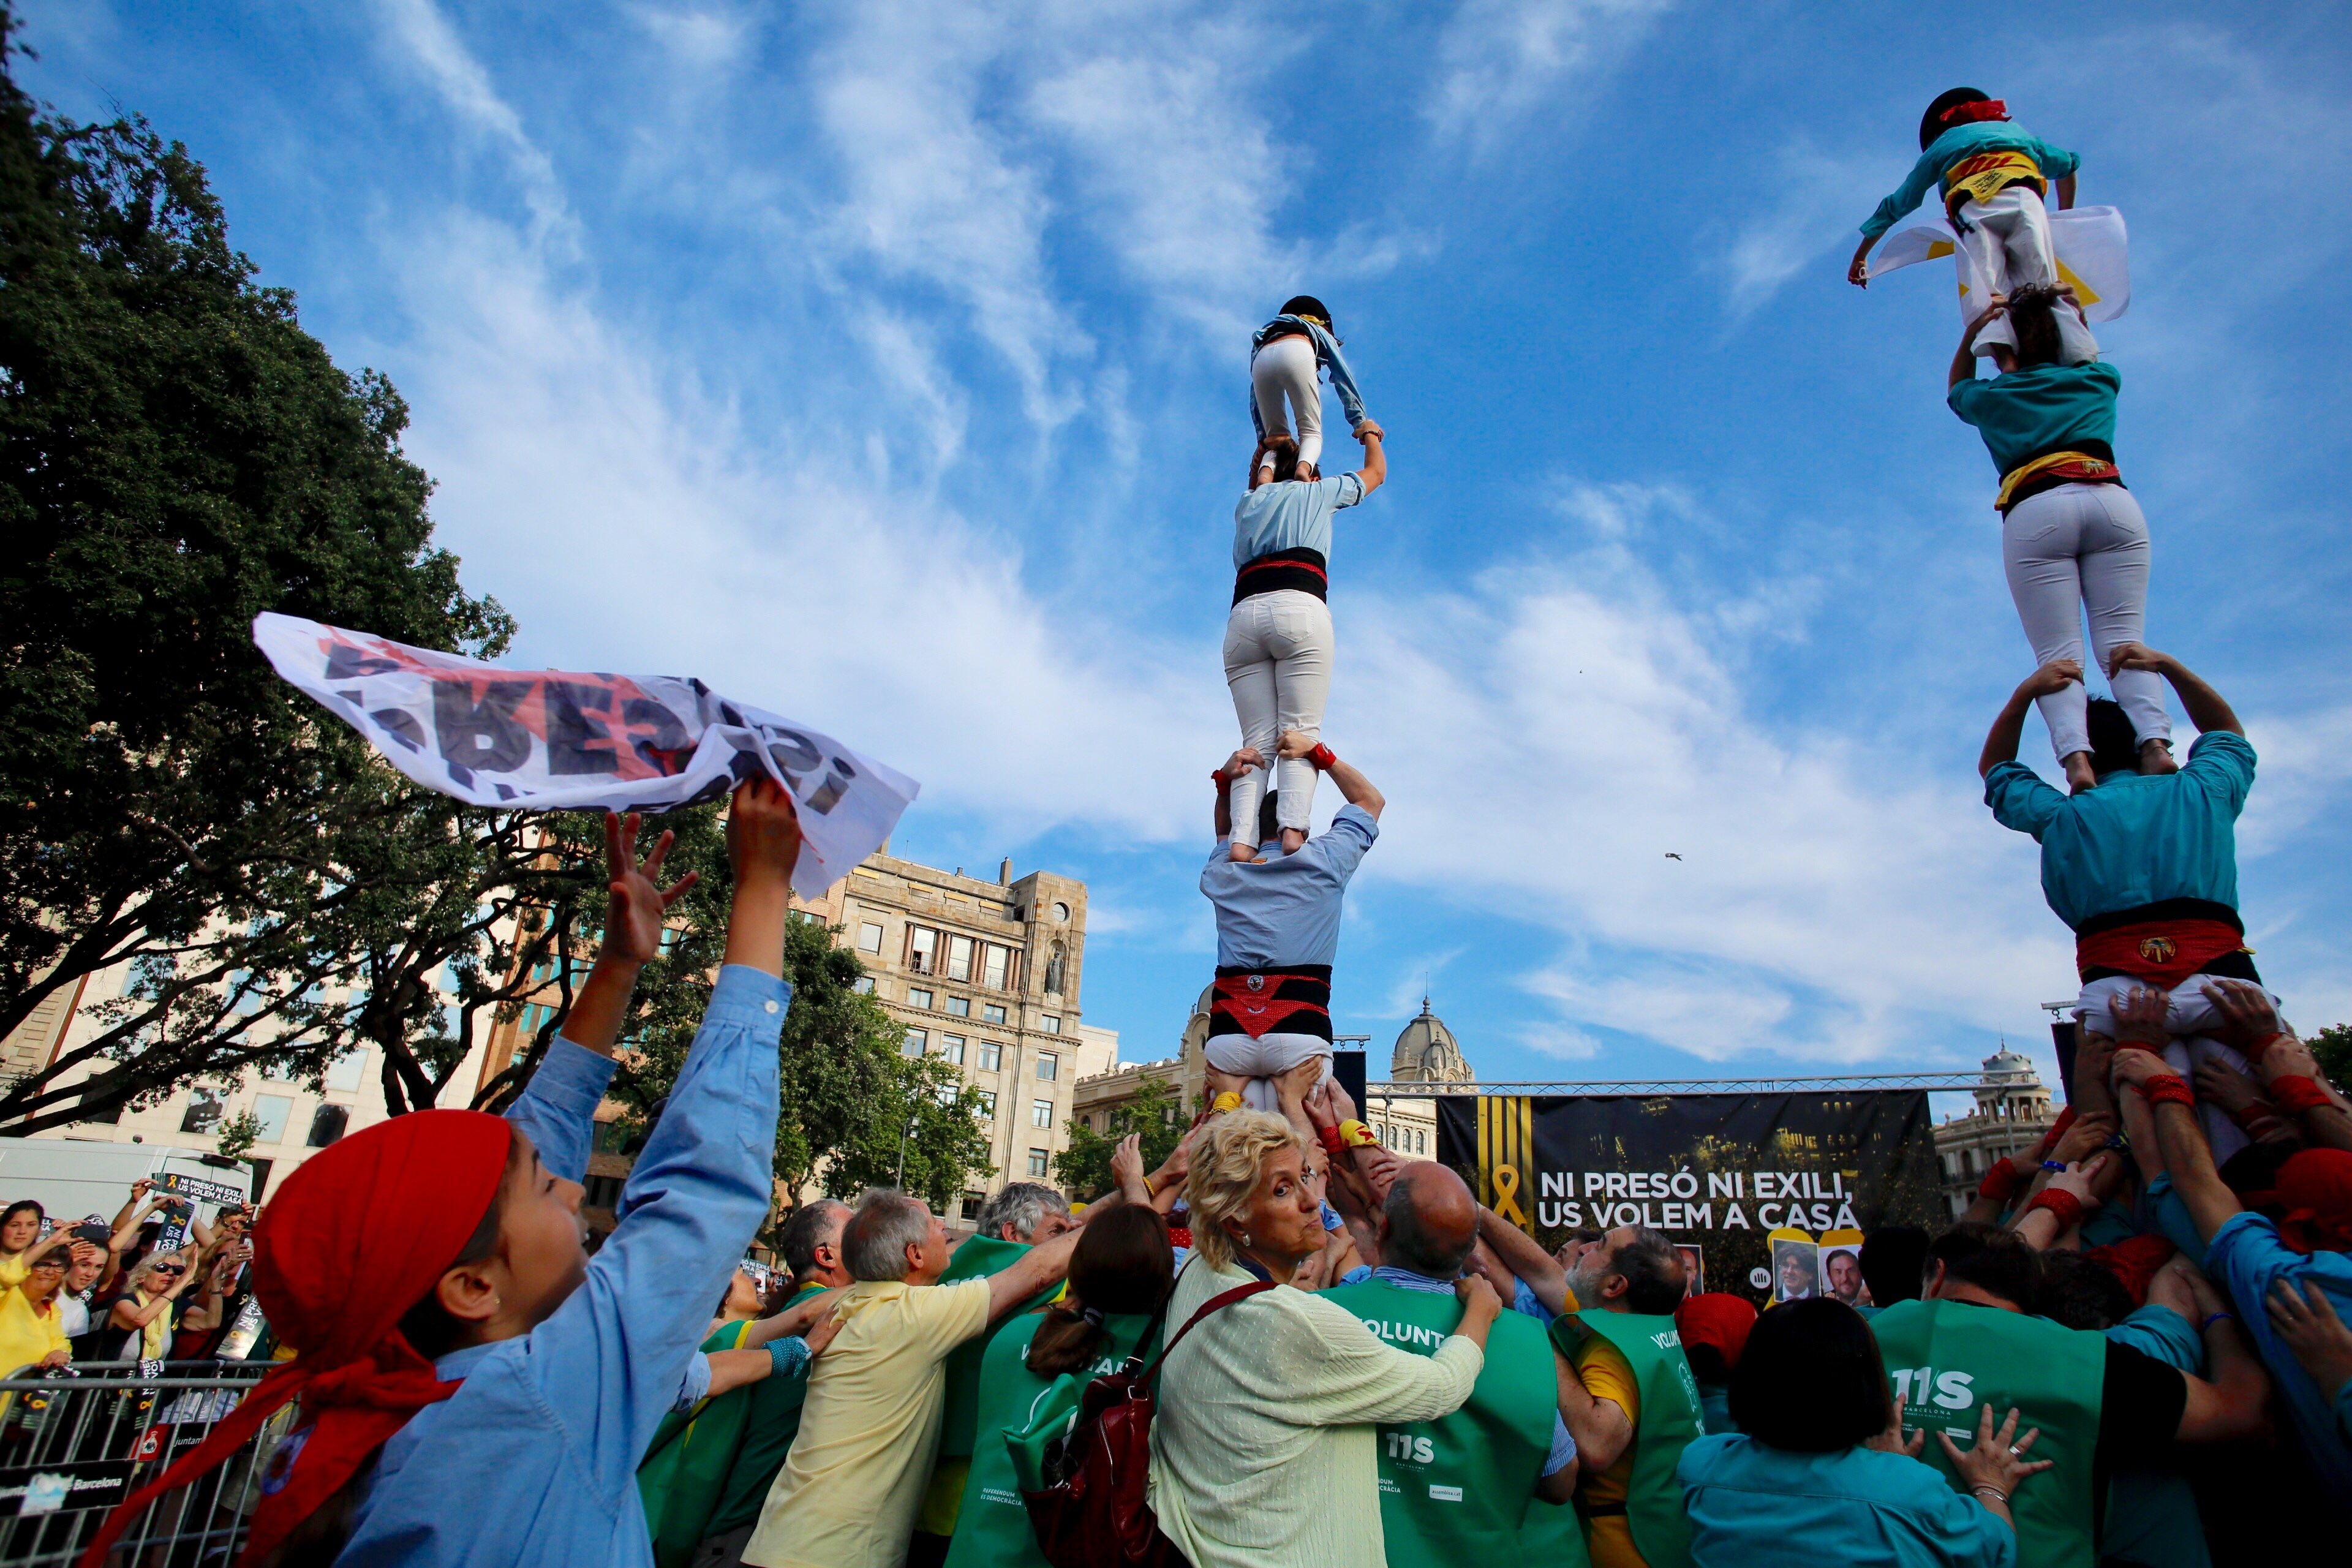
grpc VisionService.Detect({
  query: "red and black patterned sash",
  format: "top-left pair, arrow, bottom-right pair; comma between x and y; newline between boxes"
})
1207,964 -> 1333,1041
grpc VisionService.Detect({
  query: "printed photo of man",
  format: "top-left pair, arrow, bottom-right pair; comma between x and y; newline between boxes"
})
1820,1245 -> 1869,1308
1676,1245 -> 1704,1296
1770,1240 -> 1818,1303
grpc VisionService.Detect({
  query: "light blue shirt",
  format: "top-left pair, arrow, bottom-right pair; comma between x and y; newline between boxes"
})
1984,731 -> 2255,931
1860,121 -> 2081,239
339,965 -> 788,1568
1678,1435 -> 2016,1568
1231,472 -> 1364,570
1200,805 -> 1378,968
2204,1209 -> 2352,1503
1248,315 -> 1369,437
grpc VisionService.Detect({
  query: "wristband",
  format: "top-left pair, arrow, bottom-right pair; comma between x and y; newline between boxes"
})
1970,1485 -> 2010,1504
2040,1160 -> 2068,1173
2201,1312 -> 2235,1332
2244,1031 -> 2291,1064
2268,1075 -> 2336,1115
2224,1095 -> 2282,1133
1977,1156 -> 2024,1206
2021,1188 -> 2086,1233
2109,1039 -> 2166,1059
1316,1123 -> 1348,1155
1337,1119 -> 1382,1150
1305,742 -> 1337,772
1212,769 -> 1231,791
2138,1074 -> 2195,1109
2031,1105 -> 2076,1161
1142,1174 -> 1157,1197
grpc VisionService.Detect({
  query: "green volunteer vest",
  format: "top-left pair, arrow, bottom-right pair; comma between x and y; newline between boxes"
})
941,1308 -> 1159,1568
1323,1281 -> 1584,1568
637,1317 -> 754,1568
921,1237 -> 1064,1537
707,1283 -> 828,1537
1868,1300 -> 2103,1568
1548,1311 -> 1704,1568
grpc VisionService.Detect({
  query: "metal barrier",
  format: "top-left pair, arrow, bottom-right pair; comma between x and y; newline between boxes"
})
0,1362 -> 280,1567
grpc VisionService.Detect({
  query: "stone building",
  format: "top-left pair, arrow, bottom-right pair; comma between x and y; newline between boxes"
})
1930,1044 -> 2057,1219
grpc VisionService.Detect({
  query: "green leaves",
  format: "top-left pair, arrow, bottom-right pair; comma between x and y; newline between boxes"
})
1052,1073 -> 1188,1202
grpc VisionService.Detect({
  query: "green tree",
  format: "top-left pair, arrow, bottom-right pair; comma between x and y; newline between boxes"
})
607,914 -> 996,1216
211,1108 -> 263,1163
0,13 -> 513,1131
1053,1074 -> 1186,1200
2312,1024 -> 2351,1093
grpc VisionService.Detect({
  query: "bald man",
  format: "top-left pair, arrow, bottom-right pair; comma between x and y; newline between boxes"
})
1322,1164 -> 1580,1567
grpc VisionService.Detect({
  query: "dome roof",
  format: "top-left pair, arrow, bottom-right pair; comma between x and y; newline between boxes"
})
1980,1046 -> 2040,1082
1391,998 -> 1472,1084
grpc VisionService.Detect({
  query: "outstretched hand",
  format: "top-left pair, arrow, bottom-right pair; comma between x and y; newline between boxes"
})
1219,748 -> 1265,782
1940,1405 -> 2052,1499
2109,987 -> 2174,1049
2267,1280 -> 2352,1399
2043,1154 -> 2111,1208
2201,980 -> 2282,1052
601,812 -> 701,966
1866,1393 -> 1928,1458
726,778 -> 804,892
2016,659 -> 2084,701
1275,729 -> 1322,761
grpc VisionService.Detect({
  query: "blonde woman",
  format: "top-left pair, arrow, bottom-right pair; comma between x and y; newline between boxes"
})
108,1248 -> 199,1363
1147,1111 -> 1499,1568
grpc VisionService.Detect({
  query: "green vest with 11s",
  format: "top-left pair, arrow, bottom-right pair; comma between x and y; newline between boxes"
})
1867,1299 -> 2103,1568
1322,1281 -> 1588,1568
1548,1310 -> 1705,1568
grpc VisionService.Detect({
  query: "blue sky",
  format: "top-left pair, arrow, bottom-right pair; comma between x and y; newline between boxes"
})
28,1 -> 2352,1096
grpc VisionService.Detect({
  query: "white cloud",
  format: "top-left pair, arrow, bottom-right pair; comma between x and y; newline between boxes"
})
1713,141 -> 1899,318
371,0 -> 574,247
1425,0 -> 1675,155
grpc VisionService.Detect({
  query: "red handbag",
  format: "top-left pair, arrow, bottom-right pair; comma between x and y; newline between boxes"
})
1021,1275 -> 1276,1568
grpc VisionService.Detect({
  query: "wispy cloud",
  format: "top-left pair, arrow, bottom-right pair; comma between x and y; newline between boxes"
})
1711,141 -> 1898,318
371,0 -> 574,247
1425,0 -> 1675,155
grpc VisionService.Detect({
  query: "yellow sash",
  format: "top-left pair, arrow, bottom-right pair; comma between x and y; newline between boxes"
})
1995,450 -> 2117,513
1943,149 -> 2045,211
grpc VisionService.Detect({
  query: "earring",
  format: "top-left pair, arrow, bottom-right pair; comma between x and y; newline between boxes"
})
1238,1231 -> 1253,1248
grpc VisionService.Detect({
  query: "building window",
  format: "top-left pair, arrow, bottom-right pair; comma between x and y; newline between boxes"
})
976,1090 -> 997,1118
853,976 -> 876,995
947,935 -> 974,982
583,1174 -> 625,1211
1031,1099 -> 1054,1129
1039,1016 -> 1061,1035
960,1190 -> 986,1218
1027,1149 -> 1051,1178
979,1042 -> 1003,1072
907,926 -> 938,974
306,1103 -> 350,1148
180,1087 -> 228,1136
982,1003 -> 1006,1025
1053,902 -> 1070,922
945,995 -> 970,1017
1036,1053 -> 1058,1082
940,1034 -> 967,1065
1044,943 -> 1066,996
323,1050 -> 367,1093
908,988 -> 933,1010
858,921 -> 884,953
984,946 -> 1011,990
903,1028 -> 927,1060
251,1095 -> 293,1145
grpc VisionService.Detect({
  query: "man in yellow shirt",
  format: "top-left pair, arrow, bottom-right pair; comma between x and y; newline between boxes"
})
0,1248 -> 74,1412
742,1188 -> 1083,1568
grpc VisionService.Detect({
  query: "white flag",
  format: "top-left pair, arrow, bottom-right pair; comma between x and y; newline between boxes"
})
254,612 -> 919,898
1869,204 -> 2131,325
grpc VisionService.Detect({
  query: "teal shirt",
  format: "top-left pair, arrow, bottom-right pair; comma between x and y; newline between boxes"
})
1984,731 -> 2255,931
1678,1435 -> 2015,1568
1948,361 -> 2119,475
1861,121 -> 2081,238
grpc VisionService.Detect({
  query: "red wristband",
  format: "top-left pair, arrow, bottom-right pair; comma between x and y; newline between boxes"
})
1213,769 -> 1231,790
2226,1095 -> 2283,1133
1977,1156 -> 2024,1205
2269,1075 -> 2335,1115
1316,1123 -> 1348,1155
2110,1039 -> 2166,1058
2032,1105 -> 2077,1162
1305,743 -> 1337,772
2244,1031 -> 2292,1064
2138,1074 -> 2195,1109
2022,1188 -> 2086,1233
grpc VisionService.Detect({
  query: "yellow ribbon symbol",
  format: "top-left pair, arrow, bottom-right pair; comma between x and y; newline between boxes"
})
1490,1164 -> 1531,1228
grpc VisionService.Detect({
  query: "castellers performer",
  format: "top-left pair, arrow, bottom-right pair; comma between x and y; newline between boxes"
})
1249,294 -> 1381,483
1201,731 -> 1384,1145
1849,89 -> 2089,363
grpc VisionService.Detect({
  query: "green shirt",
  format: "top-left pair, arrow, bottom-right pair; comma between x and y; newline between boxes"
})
1948,361 -> 2120,476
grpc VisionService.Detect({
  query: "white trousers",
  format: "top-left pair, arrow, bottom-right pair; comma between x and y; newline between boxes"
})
2002,483 -> 2169,763
1204,1032 -> 1330,1114
1252,335 -> 1323,474
1223,590 -> 1333,842
1959,187 -> 2056,356
2077,973 -> 2279,1168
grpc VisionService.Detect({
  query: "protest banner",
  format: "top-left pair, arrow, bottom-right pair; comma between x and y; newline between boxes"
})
1436,1091 -> 1942,1306
254,612 -> 919,898
1868,204 -> 2131,327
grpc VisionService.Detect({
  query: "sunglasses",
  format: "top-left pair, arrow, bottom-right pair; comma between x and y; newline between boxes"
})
149,1265 -> 186,1278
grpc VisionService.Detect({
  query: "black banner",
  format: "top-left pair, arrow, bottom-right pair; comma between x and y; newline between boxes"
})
1435,1091 -> 1942,1307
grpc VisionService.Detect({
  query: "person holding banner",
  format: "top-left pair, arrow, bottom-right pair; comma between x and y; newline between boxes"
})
1951,285 -> 2165,791
1201,735 -> 1384,1140
1850,89 -> 2084,362
1551,1227 -> 1705,1568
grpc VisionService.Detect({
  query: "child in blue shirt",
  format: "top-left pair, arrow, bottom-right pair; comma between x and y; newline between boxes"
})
1250,295 -> 1379,482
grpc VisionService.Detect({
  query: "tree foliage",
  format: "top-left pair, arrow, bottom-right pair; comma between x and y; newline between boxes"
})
1053,1074 -> 1186,1200
2312,1024 -> 2351,1095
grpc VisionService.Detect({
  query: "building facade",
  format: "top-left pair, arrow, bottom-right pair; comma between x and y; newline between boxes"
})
1930,1044 -> 2057,1219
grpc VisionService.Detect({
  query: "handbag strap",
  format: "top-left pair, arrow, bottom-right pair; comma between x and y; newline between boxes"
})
1137,1276 -> 1277,1383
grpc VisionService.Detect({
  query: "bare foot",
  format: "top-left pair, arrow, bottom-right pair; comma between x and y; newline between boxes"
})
1227,841 -> 1258,863
1280,827 -> 1306,854
2139,738 -> 2179,776
2062,752 -> 2098,794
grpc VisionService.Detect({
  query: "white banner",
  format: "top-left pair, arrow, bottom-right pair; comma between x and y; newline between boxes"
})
254,612 -> 919,899
1869,203 -> 2131,326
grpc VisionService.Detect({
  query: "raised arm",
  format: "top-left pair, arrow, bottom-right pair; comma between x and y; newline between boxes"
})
1950,300 -> 2008,389
987,1224 -> 1083,1321
2203,982 -> 2352,1153
1211,749 -> 1264,842
1352,429 -> 1385,498
2115,1048 -> 2241,1245
1477,1206 -> 1571,1317
1553,1342 -> 1635,1473
1981,660 -> 2083,777
2106,645 -> 2242,738
1278,730 -> 1383,820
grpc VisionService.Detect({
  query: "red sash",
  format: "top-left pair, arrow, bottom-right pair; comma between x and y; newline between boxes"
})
2075,918 -> 2247,987
1208,970 -> 1331,1040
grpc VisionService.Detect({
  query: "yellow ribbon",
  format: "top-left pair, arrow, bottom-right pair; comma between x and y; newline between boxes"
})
1490,1164 -> 1531,1228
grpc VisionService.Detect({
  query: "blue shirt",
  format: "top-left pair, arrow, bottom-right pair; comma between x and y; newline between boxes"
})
1860,121 -> 2081,239
1232,472 -> 1365,570
1248,315 -> 1369,437
1947,361 -> 2120,475
339,965 -> 788,1568
2204,1209 -> 2352,1505
1984,731 -> 2255,931
2104,1304 -> 2202,1374
1678,1435 -> 2016,1568
1200,805 -> 1379,968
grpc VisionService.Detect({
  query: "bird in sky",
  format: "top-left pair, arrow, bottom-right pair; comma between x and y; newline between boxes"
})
1664,852 -> 1683,861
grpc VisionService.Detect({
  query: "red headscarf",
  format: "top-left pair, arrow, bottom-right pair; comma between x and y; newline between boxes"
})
2084,1234 -> 2176,1306
2274,1149 -> 2352,1255
81,1110 -> 511,1567
1940,98 -> 2011,128
1675,1292 -> 1758,1370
